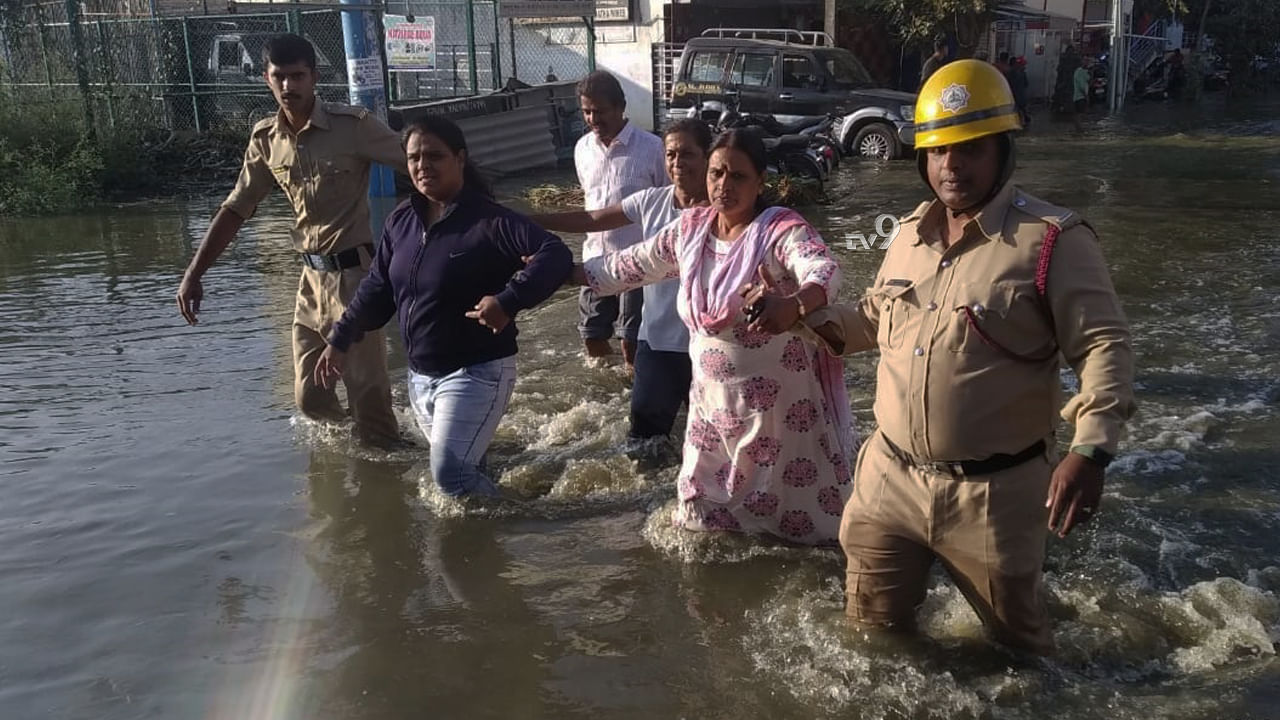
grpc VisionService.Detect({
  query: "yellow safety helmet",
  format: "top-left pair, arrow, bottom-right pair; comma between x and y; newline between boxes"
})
912,59 -> 1022,149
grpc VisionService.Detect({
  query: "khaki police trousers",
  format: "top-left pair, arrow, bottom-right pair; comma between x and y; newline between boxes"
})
291,255 -> 398,447
839,430 -> 1055,655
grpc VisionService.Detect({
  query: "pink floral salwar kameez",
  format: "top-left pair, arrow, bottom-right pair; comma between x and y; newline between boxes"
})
584,206 -> 858,544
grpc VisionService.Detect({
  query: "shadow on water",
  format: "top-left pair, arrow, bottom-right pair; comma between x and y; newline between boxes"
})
289,452 -> 588,720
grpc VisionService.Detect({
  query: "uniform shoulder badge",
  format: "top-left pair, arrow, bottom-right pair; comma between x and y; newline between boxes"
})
900,200 -> 932,224
939,84 -> 970,114
327,103 -> 370,119
250,115 -> 276,135
1010,189 -> 1081,230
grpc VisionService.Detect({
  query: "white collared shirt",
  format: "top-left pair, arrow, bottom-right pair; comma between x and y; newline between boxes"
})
574,120 -> 668,260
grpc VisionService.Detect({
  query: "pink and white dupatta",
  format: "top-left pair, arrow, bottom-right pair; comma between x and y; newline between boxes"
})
677,205 -> 859,468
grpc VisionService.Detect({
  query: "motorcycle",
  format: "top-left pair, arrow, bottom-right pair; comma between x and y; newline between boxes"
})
754,113 -> 842,174
699,99 -> 831,187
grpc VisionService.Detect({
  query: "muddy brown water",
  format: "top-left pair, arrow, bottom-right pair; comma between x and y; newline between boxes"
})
2,104 -> 1279,719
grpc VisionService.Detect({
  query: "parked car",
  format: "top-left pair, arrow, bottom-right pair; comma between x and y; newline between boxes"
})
204,30 -> 341,124
208,31 -> 340,87
666,28 -> 917,160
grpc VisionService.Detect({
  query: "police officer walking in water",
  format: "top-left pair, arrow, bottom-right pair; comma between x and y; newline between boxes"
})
176,34 -> 407,448
747,59 -> 1135,654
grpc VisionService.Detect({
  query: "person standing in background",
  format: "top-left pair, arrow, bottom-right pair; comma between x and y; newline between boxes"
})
919,37 -> 950,91
1009,56 -> 1031,125
532,120 -> 714,462
573,71 -> 667,371
994,51 -> 1011,76
1073,57 -> 1093,131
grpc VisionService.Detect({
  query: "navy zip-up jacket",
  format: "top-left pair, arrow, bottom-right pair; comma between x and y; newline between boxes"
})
329,189 -> 572,375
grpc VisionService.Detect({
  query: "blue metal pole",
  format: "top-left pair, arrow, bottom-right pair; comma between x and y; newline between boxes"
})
340,0 -> 395,197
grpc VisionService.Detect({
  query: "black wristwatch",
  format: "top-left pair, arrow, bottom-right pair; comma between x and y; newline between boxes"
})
1070,444 -> 1114,468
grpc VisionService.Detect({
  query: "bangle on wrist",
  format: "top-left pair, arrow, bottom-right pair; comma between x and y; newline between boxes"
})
794,294 -> 808,318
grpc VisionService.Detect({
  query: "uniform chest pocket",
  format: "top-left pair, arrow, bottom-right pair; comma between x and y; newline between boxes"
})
312,155 -> 360,202
946,281 -> 1056,359
875,282 -> 917,351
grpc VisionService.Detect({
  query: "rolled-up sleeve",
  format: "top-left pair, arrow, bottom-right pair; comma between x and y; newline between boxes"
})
799,295 -> 880,357
1049,224 -> 1136,454
774,224 -> 841,302
221,135 -> 275,220
357,114 -> 408,176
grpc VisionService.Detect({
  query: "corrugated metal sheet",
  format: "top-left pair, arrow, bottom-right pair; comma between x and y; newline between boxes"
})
456,105 -> 558,174
392,82 -> 579,174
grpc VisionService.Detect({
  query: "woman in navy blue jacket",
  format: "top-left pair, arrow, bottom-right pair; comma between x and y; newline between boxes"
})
316,115 -> 572,496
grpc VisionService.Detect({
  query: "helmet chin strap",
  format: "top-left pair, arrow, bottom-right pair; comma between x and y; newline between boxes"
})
918,133 -> 1018,219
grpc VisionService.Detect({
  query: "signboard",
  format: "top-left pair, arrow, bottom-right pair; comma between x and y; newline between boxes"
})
499,0 -> 594,18
384,15 -> 436,71
401,94 -> 513,122
594,24 -> 635,43
595,0 -> 630,22
346,56 -> 385,90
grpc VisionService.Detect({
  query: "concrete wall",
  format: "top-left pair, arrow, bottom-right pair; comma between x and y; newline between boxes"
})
1038,0 -> 1085,23
592,0 -> 667,130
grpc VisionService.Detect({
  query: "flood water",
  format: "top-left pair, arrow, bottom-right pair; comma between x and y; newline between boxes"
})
2,104 -> 1279,719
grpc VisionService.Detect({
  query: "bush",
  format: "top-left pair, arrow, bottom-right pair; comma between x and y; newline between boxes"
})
0,105 -> 103,215
0,101 -> 243,216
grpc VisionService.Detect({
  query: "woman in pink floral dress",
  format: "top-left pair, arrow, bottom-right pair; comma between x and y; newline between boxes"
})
579,130 -> 858,544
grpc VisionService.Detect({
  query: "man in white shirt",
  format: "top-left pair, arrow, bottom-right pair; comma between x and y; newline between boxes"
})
574,71 -> 667,367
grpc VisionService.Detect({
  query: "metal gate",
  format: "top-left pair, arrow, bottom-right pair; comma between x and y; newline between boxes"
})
650,42 -> 683,130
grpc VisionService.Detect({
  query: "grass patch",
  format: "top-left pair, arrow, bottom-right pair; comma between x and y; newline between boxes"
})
767,174 -> 827,206
0,102 -> 243,216
523,183 -> 586,209
520,175 -> 828,212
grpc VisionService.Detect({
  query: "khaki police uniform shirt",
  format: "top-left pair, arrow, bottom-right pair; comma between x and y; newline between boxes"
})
220,100 -> 407,255
807,182 -> 1135,461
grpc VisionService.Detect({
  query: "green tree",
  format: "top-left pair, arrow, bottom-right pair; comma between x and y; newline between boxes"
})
841,0 -> 1003,57
1198,0 -> 1280,88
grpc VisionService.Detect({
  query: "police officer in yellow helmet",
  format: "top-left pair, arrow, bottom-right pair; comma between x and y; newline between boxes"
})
749,59 -> 1136,653
911,58 -> 1024,210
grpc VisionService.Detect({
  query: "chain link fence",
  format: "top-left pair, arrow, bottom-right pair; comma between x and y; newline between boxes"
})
384,0 -> 593,103
0,1 -> 596,139
0,4 -> 351,136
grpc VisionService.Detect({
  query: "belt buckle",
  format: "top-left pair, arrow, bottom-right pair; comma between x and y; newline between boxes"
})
922,460 -> 962,477
303,253 -> 337,272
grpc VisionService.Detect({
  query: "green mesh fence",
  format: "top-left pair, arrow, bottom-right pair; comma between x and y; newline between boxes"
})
0,1 -> 594,139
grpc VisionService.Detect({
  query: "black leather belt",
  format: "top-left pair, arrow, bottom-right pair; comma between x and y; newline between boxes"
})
299,244 -> 372,272
881,434 -> 1045,478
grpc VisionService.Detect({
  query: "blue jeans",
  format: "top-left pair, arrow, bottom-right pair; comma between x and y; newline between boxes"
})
407,356 -> 517,496
629,340 -> 691,439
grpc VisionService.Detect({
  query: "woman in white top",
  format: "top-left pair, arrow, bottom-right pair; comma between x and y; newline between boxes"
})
533,120 -> 713,459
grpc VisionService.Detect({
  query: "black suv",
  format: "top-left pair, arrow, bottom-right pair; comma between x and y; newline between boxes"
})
666,28 -> 917,159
